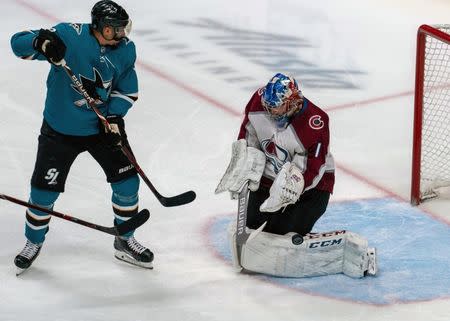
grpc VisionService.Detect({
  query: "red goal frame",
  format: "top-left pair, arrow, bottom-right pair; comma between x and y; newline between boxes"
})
411,24 -> 450,205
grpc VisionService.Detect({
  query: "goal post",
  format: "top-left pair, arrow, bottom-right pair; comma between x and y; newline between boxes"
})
411,24 -> 450,205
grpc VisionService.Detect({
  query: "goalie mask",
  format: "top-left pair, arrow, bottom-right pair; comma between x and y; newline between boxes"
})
261,73 -> 303,129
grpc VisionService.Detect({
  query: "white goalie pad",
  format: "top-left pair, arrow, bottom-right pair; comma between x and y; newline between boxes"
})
235,229 -> 376,278
227,221 -> 267,271
260,162 -> 305,212
215,139 -> 266,199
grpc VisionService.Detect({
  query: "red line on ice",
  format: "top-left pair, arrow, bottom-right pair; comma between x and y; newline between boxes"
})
16,0 -> 441,216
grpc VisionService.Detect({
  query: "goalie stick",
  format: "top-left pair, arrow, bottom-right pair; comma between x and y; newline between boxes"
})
60,61 -> 196,207
235,183 -> 266,268
236,183 -> 267,245
236,183 -> 251,245
0,193 -> 149,236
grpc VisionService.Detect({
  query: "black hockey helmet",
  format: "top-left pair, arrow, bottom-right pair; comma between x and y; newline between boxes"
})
91,0 -> 131,38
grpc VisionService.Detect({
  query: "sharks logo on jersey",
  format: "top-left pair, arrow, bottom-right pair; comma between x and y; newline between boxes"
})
69,23 -> 83,35
261,138 -> 291,174
72,67 -> 112,108
100,55 -> 116,69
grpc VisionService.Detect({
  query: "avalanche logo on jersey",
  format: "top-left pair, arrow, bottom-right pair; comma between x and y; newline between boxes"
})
261,138 -> 291,174
72,67 -> 112,108
309,115 -> 324,130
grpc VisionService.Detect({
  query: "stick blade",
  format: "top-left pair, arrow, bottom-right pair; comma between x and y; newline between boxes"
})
160,191 -> 196,207
115,209 -> 150,236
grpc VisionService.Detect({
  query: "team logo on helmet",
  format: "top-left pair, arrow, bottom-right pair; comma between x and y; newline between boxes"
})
261,138 -> 291,174
309,115 -> 324,130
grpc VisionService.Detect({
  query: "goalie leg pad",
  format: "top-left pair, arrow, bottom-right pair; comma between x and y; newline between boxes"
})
236,230 -> 376,278
342,231 -> 370,278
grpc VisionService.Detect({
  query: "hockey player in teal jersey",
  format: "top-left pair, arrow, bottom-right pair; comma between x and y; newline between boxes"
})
10,0 -> 153,275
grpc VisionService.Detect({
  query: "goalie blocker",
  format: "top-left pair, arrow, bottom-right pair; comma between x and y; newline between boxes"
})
228,224 -> 377,278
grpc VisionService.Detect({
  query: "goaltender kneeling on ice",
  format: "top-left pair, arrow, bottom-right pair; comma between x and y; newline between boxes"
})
215,73 -> 376,278
216,140 -> 377,278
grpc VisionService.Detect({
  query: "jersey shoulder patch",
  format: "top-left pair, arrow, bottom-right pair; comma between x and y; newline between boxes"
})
69,23 -> 83,35
119,38 -> 136,54
115,39 -> 137,66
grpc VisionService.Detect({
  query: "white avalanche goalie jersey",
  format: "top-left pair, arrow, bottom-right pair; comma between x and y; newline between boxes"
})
238,88 -> 335,193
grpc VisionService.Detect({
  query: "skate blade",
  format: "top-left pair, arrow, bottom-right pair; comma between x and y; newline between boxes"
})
366,248 -> 377,276
16,267 -> 28,276
114,251 -> 153,269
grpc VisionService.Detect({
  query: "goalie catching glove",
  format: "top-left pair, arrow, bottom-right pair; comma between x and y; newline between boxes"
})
215,139 -> 266,199
260,162 -> 304,212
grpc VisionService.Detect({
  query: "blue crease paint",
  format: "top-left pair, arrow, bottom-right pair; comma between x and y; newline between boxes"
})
208,198 -> 450,305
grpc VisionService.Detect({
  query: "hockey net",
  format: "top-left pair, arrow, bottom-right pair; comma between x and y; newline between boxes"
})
411,25 -> 450,205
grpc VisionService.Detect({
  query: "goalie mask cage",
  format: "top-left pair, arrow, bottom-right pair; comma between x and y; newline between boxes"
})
411,24 -> 450,205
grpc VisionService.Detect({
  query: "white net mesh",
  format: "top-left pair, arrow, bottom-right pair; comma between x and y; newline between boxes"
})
420,25 -> 450,200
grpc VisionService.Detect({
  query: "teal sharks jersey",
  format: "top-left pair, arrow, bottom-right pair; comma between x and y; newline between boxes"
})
11,23 -> 138,136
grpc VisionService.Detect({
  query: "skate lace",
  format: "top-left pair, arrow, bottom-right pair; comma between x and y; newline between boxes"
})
127,237 -> 146,254
20,241 -> 40,259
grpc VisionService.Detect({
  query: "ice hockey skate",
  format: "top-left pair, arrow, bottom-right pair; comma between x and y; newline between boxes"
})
114,236 -> 154,269
14,240 -> 42,276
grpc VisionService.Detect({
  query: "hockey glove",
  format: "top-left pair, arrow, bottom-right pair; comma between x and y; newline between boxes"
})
100,115 -> 126,150
215,139 -> 266,199
260,162 -> 304,212
32,29 -> 66,65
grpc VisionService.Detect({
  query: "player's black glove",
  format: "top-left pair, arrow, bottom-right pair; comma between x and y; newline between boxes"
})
100,115 -> 127,150
32,29 -> 66,65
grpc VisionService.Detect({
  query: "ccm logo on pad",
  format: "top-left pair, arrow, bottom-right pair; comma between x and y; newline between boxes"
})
309,238 -> 343,248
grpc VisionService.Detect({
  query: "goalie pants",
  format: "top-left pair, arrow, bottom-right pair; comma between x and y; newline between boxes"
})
24,120 -> 139,244
246,187 -> 330,236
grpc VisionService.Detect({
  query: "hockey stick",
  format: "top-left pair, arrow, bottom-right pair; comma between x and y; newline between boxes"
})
119,144 -> 196,207
60,61 -> 196,207
234,183 -> 266,269
236,183 -> 251,245
0,193 -> 149,236
236,183 -> 266,246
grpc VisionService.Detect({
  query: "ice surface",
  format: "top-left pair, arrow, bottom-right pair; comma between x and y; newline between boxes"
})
0,1 -> 449,320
